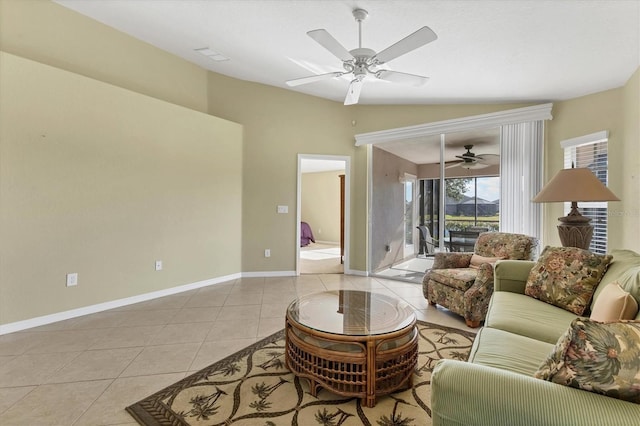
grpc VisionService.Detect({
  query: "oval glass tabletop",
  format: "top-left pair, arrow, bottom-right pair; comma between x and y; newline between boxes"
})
287,290 -> 415,336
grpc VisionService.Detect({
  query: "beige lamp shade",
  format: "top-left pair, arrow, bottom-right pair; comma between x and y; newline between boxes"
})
532,167 -> 619,250
532,168 -> 619,203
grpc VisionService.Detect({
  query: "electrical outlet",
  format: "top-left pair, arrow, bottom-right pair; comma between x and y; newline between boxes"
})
264,249 -> 271,258
155,260 -> 163,271
66,273 -> 78,287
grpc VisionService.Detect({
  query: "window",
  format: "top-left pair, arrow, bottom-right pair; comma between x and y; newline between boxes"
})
562,132 -> 610,255
420,176 -> 500,235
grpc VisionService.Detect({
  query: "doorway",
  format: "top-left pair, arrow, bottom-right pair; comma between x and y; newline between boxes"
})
297,154 -> 350,275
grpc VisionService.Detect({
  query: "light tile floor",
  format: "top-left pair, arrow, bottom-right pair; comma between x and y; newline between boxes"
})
0,274 -> 474,425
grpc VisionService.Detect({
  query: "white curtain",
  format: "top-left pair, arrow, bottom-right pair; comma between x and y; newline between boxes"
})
499,121 -> 544,244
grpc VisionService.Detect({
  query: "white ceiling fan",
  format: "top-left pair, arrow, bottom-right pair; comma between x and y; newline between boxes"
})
446,145 -> 500,170
286,8 -> 437,105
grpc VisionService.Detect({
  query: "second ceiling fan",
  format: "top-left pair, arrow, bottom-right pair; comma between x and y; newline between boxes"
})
286,8 -> 437,105
447,145 -> 500,170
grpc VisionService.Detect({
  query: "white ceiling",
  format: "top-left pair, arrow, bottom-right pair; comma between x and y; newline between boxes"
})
53,0 -> 638,166
55,0 -> 640,106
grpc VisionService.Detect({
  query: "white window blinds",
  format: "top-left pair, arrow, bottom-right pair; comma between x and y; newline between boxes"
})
500,121 -> 544,244
561,131 -> 610,255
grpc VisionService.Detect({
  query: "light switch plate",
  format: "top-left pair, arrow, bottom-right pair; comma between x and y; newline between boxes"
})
277,205 -> 288,214
66,273 -> 78,287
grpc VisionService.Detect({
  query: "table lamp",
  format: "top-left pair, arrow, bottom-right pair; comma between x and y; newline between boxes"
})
532,167 -> 619,250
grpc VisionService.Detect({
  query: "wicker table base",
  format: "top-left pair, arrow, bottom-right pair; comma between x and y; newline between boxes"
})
284,291 -> 418,408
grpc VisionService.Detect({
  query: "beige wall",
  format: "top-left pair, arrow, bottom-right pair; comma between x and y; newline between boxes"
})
622,68 -> 640,250
545,76 -> 639,252
0,52 -> 242,325
418,163 -> 500,179
205,72 -> 368,272
301,171 -> 344,243
371,148 -> 419,271
0,0 -> 208,113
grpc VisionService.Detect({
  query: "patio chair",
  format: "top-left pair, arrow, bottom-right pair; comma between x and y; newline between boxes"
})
416,225 -> 436,257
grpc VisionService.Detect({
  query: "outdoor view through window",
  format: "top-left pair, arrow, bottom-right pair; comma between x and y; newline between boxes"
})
419,176 -> 500,251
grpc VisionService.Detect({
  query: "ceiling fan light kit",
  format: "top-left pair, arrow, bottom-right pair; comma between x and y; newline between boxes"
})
286,8 -> 437,105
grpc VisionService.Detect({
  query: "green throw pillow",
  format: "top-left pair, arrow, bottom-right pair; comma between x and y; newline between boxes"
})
525,246 -> 612,315
534,318 -> 640,404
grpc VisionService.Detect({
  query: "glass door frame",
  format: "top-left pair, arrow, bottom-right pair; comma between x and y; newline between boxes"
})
403,173 -> 417,258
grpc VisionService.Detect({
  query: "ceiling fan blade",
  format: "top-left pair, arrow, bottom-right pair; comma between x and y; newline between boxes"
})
286,72 -> 344,87
307,29 -> 354,62
475,154 -> 500,165
465,162 -> 490,170
375,70 -> 429,87
445,162 -> 462,169
344,79 -> 363,105
373,26 -> 437,64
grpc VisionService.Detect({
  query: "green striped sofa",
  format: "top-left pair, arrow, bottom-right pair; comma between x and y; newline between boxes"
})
431,249 -> 640,426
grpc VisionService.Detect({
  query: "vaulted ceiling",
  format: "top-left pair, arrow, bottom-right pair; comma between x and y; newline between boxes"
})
55,0 -> 639,105
53,1 -> 638,167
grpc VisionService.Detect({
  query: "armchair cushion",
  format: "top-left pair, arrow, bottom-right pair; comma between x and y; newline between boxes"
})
534,318 -> 640,404
474,232 -> 538,260
470,254 -> 504,269
525,246 -> 613,315
429,268 -> 476,291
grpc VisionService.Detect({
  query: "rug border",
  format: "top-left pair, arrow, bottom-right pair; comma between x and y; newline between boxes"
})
125,320 -> 474,426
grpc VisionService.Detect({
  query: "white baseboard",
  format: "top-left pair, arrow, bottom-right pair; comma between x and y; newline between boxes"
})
0,268 -> 371,335
345,268 -> 368,276
314,240 -> 340,245
241,270 -> 297,278
0,273 -> 241,335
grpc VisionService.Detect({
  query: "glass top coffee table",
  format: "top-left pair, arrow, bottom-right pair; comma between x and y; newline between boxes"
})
284,290 -> 417,407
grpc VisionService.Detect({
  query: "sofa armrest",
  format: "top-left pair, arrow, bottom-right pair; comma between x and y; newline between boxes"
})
493,260 -> 535,294
431,360 -> 640,426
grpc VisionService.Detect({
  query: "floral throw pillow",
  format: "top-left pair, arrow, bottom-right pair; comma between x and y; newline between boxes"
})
524,246 -> 612,315
534,318 -> 640,404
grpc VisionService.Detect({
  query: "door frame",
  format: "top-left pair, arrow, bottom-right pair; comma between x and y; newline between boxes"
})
296,154 -> 351,275
403,173 -> 417,258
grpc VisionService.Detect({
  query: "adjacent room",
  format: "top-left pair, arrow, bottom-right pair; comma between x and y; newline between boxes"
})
1,1 -> 638,425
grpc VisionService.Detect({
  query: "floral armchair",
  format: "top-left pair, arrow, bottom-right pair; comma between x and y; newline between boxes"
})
423,232 -> 538,327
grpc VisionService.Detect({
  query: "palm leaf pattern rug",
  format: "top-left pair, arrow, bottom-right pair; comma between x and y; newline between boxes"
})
126,320 -> 475,426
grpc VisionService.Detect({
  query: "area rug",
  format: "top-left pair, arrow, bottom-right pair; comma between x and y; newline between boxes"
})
126,320 -> 475,426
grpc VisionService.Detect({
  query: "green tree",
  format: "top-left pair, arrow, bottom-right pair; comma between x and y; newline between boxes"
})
446,178 -> 471,201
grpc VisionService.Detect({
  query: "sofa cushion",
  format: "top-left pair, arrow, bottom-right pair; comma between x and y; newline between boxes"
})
469,327 -> 554,376
602,266 -> 640,321
590,282 -> 639,322
525,246 -> 612,315
486,291 -> 578,344
429,268 -> 477,291
591,250 -> 640,312
534,318 -> 640,404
